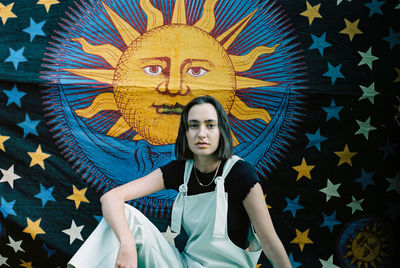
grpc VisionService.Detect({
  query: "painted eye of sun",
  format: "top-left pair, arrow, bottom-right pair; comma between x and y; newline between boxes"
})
65,0 -> 280,145
187,67 -> 208,77
143,66 -> 163,76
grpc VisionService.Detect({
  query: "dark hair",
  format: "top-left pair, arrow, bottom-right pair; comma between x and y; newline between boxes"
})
175,95 -> 233,160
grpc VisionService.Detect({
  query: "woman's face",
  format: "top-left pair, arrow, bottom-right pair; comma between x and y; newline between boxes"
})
186,103 -> 220,159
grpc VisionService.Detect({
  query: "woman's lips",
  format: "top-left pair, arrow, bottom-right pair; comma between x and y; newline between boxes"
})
196,142 -> 210,148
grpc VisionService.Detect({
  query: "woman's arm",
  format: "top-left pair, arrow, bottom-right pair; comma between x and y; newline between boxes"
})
100,168 -> 165,268
243,183 -> 292,268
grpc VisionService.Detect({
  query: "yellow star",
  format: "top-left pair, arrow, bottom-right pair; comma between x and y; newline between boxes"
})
334,144 -> 357,166
67,185 -> 90,209
23,218 -> 45,240
19,260 -> 34,268
300,1 -> 322,25
256,265 -> 262,268
36,0 -> 59,13
292,157 -> 315,181
339,19 -> 362,41
264,194 -> 272,209
27,145 -> 51,169
291,228 -> 313,251
0,2 -> 17,24
394,67 -> 400,83
0,135 -> 10,151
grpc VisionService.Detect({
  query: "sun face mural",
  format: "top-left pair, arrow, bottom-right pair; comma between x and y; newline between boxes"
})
65,0 -> 278,145
338,217 -> 392,268
42,0 -> 306,214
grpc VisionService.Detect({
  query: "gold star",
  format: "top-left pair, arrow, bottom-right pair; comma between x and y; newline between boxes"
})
292,157 -> 315,181
340,19 -> 362,41
264,194 -> 272,209
334,144 -> 357,166
256,265 -> 262,268
67,185 -> 90,209
394,67 -> 400,83
291,228 -> 313,251
0,135 -> 10,152
23,218 -> 45,240
19,260 -> 34,268
0,2 -> 17,24
36,0 -> 59,13
27,145 -> 51,169
300,1 -> 322,25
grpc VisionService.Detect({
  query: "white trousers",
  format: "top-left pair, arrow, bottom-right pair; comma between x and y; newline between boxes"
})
68,204 -> 185,268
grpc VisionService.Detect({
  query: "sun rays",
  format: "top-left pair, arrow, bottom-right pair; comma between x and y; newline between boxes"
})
64,0 -> 280,145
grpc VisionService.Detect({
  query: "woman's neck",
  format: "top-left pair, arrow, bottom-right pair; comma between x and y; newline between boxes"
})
194,155 -> 220,173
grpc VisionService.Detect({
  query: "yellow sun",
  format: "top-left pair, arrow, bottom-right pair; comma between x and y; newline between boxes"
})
64,0 -> 279,145
344,223 -> 389,268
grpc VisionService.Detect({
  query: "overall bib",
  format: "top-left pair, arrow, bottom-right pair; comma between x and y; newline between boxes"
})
68,156 -> 262,267
171,155 -> 262,267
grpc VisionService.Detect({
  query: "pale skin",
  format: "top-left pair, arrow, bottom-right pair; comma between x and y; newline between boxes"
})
100,103 -> 291,268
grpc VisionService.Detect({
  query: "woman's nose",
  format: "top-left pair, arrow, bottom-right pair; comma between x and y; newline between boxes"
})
197,125 -> 207,138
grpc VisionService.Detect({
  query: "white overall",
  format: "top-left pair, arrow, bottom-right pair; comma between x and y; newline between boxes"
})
68,156 -> 262,267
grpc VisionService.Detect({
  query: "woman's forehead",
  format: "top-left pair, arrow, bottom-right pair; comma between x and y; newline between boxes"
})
187,103 -> 218,120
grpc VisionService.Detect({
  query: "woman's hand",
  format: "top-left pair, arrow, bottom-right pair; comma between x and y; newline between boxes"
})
115,240 -> 138,268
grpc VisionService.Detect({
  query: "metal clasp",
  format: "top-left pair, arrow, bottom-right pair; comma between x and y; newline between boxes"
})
179,184 -> 187,193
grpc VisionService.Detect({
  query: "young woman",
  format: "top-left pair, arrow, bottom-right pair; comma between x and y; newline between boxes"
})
68,95 -> 291,268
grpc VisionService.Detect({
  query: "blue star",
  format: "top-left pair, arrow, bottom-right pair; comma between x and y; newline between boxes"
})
17,113 -> 40,138
3,84 -> 26,107
365,0 -> 385,17
383,28 -> 400,50
23,18 -> 46,42
305,128 -> 327,151
0,197 -> 17,218
42,243 -> 56,258
323,62 -> 344,85
4,47 -> 27,70
283,195 -> 304,218
309,32 -> 331,56
320,211 -> 341,232
385,202 -> 400,221
288,252 -> 302,268
378,138 -> 398,159
322,99 -> 343,121
34,184 -> 56,207
94,215 -> 103,223
355,169 -> 376,190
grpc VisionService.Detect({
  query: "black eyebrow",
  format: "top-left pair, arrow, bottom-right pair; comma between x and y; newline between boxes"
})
188,119 -> 217,123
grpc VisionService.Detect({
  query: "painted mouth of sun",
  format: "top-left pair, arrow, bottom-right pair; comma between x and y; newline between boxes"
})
152,103 -> 185,115
64,0 -> 280,145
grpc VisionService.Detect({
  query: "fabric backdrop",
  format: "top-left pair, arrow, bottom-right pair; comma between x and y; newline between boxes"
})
0,0 -> 399,267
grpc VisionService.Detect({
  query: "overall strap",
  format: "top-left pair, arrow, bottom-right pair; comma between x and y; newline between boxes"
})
213,155 -> 242,237
171,160 -> 193,234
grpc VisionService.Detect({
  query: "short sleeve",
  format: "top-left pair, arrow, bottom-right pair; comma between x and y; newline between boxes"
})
229,160 -> 261,201
159,160 -> 185,191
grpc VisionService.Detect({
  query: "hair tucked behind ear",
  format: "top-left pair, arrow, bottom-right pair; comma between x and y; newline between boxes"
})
175,95 -> 233,160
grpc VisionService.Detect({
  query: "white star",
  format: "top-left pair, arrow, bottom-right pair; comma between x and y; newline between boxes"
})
320,255 -> 340,268
319,179 -> 341,202
7,235 -> 25,253
162,225 -> 178,246
0,164 -> 21,188
346,196 -> 364,214
0,254 -> 9,266
386,173 -> 400,194
62,220 -> 84,244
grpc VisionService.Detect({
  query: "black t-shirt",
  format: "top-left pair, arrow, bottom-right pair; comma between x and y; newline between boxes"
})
160,159 -> 260,249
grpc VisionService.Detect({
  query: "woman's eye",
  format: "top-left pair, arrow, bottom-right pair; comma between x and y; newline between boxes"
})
143,65 -> 163,76
188,123 -> 199,129
207,124 -> 216,129
187,67 -> 208,77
